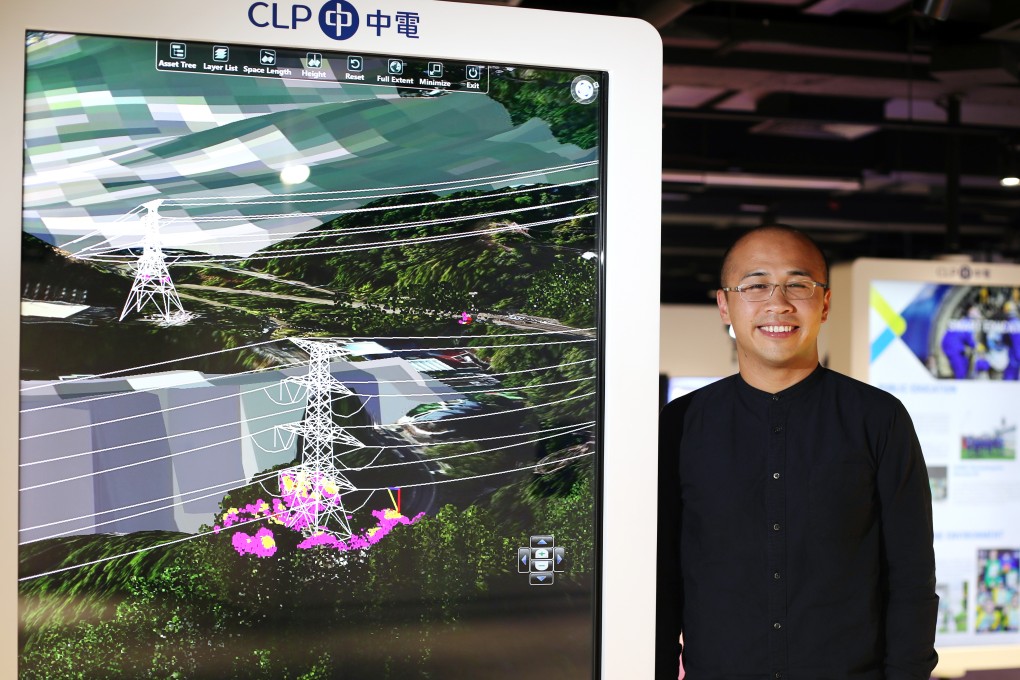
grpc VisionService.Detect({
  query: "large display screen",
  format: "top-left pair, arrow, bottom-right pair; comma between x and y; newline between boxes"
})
869,280 -> 1020,646
18,30 -> 604,678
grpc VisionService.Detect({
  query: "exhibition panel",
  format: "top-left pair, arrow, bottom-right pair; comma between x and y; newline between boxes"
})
2,2 -> 662,677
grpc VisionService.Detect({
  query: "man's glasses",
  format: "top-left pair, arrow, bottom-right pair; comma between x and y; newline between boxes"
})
720,280 -> 828,302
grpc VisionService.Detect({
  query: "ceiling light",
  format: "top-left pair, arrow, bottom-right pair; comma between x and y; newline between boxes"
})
663,170 -> 861,192
1001,176 -> 1020,187
921,0 -> 953,21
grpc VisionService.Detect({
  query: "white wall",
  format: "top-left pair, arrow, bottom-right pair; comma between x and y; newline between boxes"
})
659,304 -> 738,378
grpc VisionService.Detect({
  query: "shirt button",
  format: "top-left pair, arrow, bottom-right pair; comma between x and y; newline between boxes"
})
773,572 -> 781,580
772,395 -> 780,402
773,472 -> 781,479
775,673 -> 782,679
773,523 -> 781,531
773,426 -> 783,433
773,622 -> 782,630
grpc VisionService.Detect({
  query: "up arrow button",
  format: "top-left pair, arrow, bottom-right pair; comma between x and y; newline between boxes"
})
531,535 -> 554,548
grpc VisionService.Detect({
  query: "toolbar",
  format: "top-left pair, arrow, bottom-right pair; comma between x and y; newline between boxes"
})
155,41 -> 488,93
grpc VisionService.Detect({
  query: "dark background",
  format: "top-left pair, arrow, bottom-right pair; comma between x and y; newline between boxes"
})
454,0 -> 1020,304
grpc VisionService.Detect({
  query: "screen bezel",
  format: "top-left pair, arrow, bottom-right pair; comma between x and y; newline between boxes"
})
1,1 -> 663,677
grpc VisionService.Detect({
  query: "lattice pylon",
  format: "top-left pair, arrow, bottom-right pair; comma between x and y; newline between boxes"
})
119,199 -> 190,324
277,338 -> 364,539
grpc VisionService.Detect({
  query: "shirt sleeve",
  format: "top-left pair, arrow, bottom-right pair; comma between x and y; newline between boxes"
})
655,397 -> 687,679
876,400 -> 940,680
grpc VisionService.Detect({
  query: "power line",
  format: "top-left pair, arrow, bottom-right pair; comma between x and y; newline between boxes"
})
21,373 -> 594,448
155,195 -> 594,247
21,419 -> 595,539
357,450 -> 594,492
18,450 -> 595,583
19,417 -> 304,491
19,505 -> 295,583
19,390 -> 596,489
21,354 -> 595,445
20,329 -> 593,394
19,467 -> 290,544
19,357 -> 309,413
73,186 -> 596,258
71,177 -> 596,257
19,337 -> 289,393
162,160 -> 597,205
81,213 -> 597,264
365,422 -> 594,471
19,355 -> 596,415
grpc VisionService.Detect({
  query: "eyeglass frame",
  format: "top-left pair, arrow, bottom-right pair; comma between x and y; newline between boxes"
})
720,280 -> 829,302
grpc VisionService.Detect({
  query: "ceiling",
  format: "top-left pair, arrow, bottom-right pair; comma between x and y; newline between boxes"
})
451,0 -> 1020,303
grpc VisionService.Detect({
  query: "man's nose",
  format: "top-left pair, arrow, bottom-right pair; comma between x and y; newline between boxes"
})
765,285 -> 796,310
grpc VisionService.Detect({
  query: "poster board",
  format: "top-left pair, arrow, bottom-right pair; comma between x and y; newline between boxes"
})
830,258 -> 1020,672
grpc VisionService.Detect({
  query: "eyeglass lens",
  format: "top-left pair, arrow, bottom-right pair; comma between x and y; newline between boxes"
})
741,282 -> 818,301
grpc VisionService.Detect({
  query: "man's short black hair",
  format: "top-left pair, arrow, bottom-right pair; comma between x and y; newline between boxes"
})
719,224 -> 830,286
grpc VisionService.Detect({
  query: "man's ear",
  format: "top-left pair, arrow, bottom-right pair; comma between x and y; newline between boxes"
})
821,288 -> 831,323
717,288 -> 731,325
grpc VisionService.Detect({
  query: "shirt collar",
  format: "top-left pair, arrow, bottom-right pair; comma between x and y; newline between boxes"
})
736,363 -> 826,402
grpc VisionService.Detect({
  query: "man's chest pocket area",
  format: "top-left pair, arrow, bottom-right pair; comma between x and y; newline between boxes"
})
807,456 -> 876,540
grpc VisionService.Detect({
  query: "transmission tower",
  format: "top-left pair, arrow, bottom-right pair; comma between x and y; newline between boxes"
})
119,199 -> 191,325
277,338 -> 364,539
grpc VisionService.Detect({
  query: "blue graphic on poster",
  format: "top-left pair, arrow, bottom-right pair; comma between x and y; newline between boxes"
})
871,283 -> 1020,381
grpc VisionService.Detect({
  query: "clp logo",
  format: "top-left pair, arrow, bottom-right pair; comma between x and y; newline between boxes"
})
319,0 -> 359,40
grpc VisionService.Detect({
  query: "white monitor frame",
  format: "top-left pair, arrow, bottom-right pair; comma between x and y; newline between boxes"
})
1,1 -> 662,676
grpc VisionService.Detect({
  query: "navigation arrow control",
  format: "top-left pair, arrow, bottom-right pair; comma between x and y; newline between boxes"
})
521,535 -> 563,584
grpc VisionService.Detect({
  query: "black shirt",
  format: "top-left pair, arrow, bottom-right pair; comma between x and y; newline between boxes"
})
655,366 -> 938,680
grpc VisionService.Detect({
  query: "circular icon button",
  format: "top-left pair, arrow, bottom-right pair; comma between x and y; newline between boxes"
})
570,75 -> 599,105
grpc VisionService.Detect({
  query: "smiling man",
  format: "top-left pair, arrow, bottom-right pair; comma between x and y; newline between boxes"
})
656,225 -> 939,680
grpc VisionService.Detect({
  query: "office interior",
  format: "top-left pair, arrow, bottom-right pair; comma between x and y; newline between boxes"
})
454,0 -> 1020,677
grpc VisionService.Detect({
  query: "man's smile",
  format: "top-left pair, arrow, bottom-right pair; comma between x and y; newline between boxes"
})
757,324 -> 799,336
